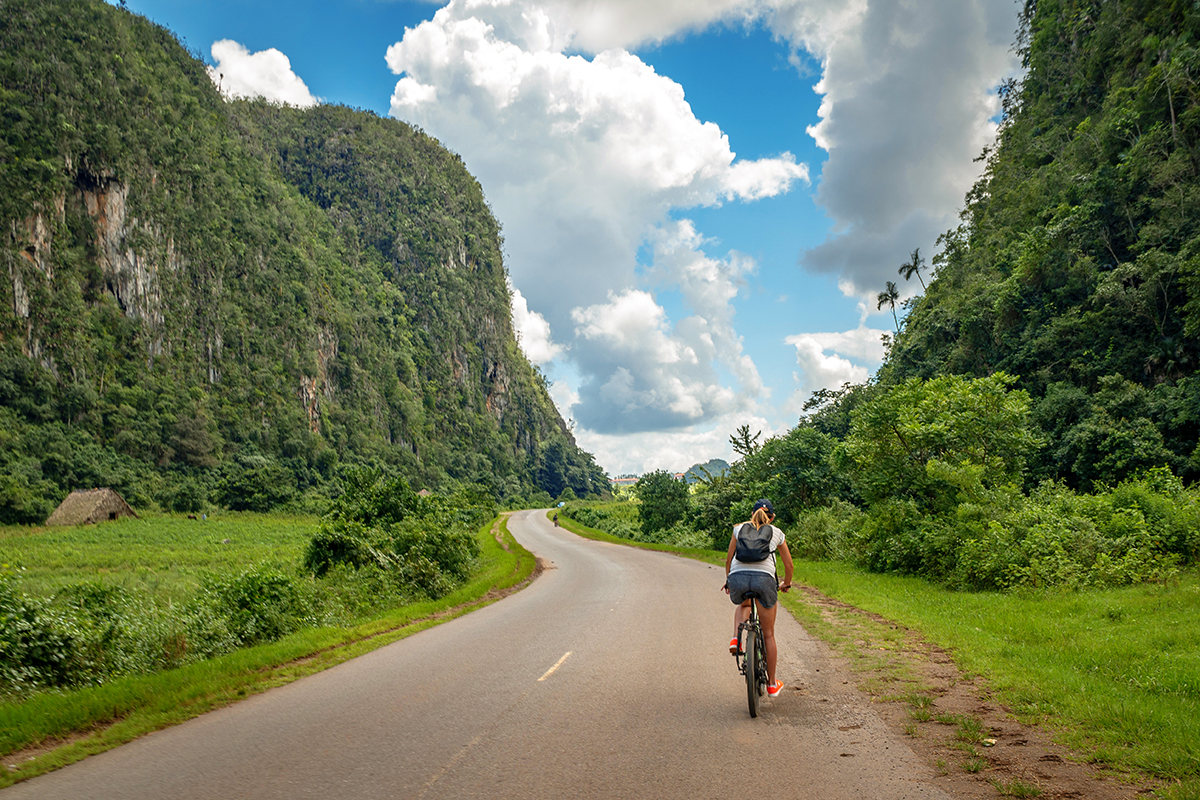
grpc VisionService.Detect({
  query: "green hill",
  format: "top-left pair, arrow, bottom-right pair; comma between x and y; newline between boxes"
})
0,0 -> 606,522
881,0 -> 1200,490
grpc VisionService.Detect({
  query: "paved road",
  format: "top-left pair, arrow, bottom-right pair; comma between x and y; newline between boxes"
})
4,510 -> 954,799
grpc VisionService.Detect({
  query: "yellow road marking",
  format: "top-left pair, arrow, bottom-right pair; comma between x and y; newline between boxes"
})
538,651 -> 572,681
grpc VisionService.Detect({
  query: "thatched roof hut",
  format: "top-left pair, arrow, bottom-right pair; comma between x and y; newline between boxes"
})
45,488 -> 138,526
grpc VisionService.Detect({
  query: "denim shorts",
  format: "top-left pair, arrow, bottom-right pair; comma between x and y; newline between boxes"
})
726,570 -> 778,608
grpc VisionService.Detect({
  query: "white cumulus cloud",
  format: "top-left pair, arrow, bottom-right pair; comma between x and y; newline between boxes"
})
569,289 -> 741,431
385,0 -> 805,436
206,40 -> 319,108
783,302 -> 888,415
378,0 -> 1018,473
509,280 -> 564,363
773,0 -> 1018,299
786,336 -> 870,401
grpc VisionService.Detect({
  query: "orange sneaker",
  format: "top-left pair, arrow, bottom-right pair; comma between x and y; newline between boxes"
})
767,680 -> 784,698
729,637 -> 741,655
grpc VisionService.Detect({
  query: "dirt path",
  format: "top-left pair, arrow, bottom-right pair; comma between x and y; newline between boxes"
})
789,585 -> 1156,800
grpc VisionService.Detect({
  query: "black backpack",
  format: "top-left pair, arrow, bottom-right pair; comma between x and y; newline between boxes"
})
734,522 -> 773,562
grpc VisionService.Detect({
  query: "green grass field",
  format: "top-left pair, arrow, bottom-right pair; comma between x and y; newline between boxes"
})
0,513 -> 316,601
0,513 -> 536,788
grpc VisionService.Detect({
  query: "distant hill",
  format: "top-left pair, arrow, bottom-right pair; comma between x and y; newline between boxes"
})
684,459 -> 729,484
0,0 -> 607,522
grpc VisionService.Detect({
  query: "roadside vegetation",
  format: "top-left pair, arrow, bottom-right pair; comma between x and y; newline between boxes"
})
784,561 -> 1200,791
0,470 -> 497,699
0,470 -> 537,786
563,375 -> 1200,593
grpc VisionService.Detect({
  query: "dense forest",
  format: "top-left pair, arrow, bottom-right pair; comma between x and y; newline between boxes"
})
568,0 -> 1200,592
0,0 -> 608,523
886,0 -> 1200,489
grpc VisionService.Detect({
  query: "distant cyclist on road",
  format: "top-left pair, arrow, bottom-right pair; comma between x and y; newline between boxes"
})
723,498 -> 794,698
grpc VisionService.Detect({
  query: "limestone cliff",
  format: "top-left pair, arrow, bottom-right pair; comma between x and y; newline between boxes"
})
0,0 -> 607,522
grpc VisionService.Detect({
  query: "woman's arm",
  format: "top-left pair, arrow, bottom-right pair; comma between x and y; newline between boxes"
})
777,541 -> 794,591
723,531 -> 738,591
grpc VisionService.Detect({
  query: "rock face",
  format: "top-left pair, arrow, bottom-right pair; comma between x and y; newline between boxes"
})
80,173 -> 170,346
9,197 -> 63,369
245,102 -> 576,463
8,172 -> 178,368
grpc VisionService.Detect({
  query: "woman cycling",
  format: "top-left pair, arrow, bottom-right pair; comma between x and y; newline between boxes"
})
723,498 -> 794,698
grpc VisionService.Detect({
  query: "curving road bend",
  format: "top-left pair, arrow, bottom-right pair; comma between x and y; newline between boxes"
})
3,510 -> 954,799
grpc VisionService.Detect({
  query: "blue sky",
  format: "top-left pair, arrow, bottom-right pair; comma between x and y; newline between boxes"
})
117,0 -> 1019,476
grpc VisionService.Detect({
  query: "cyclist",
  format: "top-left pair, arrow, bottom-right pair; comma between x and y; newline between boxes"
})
723,498 -> 793,698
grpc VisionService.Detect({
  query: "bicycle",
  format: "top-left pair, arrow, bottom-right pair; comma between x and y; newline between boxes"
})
733,590 -> 769,718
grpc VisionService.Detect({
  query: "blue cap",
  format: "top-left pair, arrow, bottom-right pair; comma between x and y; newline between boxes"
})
752,498 -> 774,515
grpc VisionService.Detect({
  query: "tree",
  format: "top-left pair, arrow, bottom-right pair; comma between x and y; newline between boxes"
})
877,281 -> 900,334
729,425 -> 761,458
898,248 -> 926,291
838,373 -> 1040,512
634,470 -> 690,535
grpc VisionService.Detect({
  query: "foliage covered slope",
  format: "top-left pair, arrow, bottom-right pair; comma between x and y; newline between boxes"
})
883,0 -> 1200,490
566,1 -> 1200,593
0,0 -> 606,522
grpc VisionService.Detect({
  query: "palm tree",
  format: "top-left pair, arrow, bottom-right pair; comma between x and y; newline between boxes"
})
877,280 -> 900,334
898,248 -> 926,290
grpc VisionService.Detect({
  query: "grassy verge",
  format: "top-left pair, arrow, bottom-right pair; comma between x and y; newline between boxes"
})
554,511 -> 1200,793
777,560 -> 1200,787
0,515 -> 535,788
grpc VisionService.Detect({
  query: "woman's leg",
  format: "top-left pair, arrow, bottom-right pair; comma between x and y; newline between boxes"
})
759,601 -> 779,685
734,599 -> 752,640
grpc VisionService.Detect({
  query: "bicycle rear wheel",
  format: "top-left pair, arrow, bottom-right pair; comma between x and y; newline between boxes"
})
746,624 -> 760,718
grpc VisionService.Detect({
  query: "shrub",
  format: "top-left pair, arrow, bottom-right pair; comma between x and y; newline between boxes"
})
217,455 -> 296,512
635,470 -> 691,534
839,373 -> 1040,513
0,572 -> 80,694
854,499 -> 928,574
302,519 -> 394,577
790,500 -> 866,562
197,564 -> 312,646
160,476 -> 209,513
302,472 -> 485,599
326,467 -> 419,527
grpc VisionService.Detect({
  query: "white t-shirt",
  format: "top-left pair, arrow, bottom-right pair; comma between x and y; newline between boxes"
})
728,523 -> 785,575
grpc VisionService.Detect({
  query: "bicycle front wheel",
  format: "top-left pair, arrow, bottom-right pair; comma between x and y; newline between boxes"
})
746,626 -> 760,718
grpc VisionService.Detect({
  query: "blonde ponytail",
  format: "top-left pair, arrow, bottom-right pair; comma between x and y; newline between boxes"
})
751,506 -> 771,529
